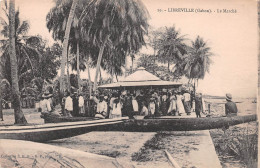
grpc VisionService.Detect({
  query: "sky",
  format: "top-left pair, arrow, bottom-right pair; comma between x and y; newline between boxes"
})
0,0 -> 258,98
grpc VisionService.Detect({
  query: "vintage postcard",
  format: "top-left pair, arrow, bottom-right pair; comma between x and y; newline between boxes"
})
0,0 -> 258,167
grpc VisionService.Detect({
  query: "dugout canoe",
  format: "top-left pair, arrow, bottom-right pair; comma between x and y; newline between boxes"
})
106,114 -> 257,132
0,114 -> 257,142
0,118 -> 127,142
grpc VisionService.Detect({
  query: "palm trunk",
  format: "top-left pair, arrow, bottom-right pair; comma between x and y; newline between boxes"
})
0,95 -> 2,121
99,68 -> 102,84
0,61 -> 3,121
87,63 -> 92,96
0,81 -> 3,121
131,56 -> 134,73
93,36 -> 108,92
193,80 -> 196,95
60,0 -> 78,95
125,55 -> 128,77
76,41 -> 81,93
9,0 -> 27,124
67,50 -> 70,91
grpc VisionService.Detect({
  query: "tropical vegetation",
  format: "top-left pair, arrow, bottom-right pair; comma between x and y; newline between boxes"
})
0,0 -> 214,123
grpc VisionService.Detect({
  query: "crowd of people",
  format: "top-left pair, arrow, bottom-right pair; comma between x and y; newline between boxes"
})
61,89 -> 208,119
36,88 -> 238,119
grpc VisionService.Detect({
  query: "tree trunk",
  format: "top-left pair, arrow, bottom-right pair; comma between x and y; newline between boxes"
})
125,55 -> 128,77
99,68 -> 102,84
87,62 -> 92,96
93,36 -> 108,92
67,50 -> 70,91
76,41 -> 81,93
0,59 -> 3,121
0,95 -> 2,121
0,81 -> 3,121
60,0 -> 78,95
131,55 -> 134,73
193,80 -> 196,96
9,0 -> 27,124
168,61 -> 170,72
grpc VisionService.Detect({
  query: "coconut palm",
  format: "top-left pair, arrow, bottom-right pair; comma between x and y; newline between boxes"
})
47,0 -> 92,94
156,26 -> 188,71
46,0 -> 79,94
80,0 -> 150,92
60,0 -> 78,94
185,36 -> 213,87
8,0 -> 27,124
0,5 -> 43,92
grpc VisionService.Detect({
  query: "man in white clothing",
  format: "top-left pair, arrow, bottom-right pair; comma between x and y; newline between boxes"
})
65,92 -> 73,117
183,90 -> 191,115
78,93 -> 85,115
40,96 -> 52,113
95,95 -> 107,119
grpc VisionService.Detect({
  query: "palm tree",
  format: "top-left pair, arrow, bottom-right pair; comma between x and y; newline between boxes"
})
59,0 -> 78,95
185,36 -> 213,88
0,6 -> 43,93
46,0 -> 91,94
156,26 -> 187,71
46,0 -> 80,94
8,0 -> 27,124
80,0 -> 150,92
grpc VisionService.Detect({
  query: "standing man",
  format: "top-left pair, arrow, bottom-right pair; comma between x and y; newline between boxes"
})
183,90 -> 191,115
78,93 -> 85,116
136,91 -> 144,113
72,92 -> 79,117
65,92 -> 73,117
225,93 -> 238,117
195,93 -> 202,118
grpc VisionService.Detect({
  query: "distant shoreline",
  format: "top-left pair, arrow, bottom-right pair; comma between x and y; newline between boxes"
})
203,95 -> 256,100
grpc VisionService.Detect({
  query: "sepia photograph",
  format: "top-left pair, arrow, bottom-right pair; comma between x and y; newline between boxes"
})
0,0 -> 258,167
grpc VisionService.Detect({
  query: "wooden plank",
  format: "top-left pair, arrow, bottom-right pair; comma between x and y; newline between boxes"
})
165,150 -> 181,168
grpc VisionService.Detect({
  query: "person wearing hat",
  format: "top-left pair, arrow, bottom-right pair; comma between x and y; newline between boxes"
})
195,93 -> 203,118
225,93 -> 238,117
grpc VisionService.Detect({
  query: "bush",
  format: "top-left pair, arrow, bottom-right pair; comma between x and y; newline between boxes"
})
213,124 -> 258,168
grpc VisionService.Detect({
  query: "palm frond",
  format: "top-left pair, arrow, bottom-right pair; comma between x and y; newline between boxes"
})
0,78 -> 10,86
17,21 -> 30,35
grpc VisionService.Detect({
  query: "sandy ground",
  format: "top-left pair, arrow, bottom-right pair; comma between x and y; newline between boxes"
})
0,108 -> 44,126
47,132 -> 158,167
